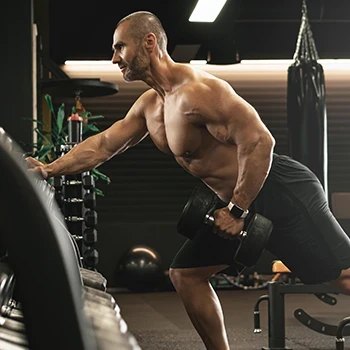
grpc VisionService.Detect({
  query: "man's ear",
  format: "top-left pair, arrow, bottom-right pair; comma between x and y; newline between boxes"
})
144,33 -> 157,52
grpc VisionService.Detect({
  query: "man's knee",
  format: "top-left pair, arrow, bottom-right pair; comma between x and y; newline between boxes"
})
169,268 -> 201,291
334,280 -> 350,295
331,268 -> 350,295
169,265 -> 228,291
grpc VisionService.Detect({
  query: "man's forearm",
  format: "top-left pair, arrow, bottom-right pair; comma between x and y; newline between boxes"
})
44,134 -> 110,177
231,137 -> 274,210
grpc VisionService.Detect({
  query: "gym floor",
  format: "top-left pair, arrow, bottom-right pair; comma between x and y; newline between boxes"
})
112,289 -> 350,350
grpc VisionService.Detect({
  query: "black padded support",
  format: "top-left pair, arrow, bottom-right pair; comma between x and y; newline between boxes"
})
0,129 -> 97,350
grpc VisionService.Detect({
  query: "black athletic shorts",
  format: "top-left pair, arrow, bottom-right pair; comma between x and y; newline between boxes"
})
170,154 -> 350,284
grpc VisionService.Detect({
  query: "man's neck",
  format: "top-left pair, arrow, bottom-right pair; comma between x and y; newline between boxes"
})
142,55 -> 179,99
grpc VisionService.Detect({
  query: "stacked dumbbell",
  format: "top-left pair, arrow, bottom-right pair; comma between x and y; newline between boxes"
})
52,114 -> 99,270
81,173 -> 99,270
53,174 -> 64,209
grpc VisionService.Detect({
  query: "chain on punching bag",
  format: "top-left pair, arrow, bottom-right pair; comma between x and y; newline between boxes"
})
287,0 -> 328,198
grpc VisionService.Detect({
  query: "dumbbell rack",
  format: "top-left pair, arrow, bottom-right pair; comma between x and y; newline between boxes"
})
53,114 -> 99,270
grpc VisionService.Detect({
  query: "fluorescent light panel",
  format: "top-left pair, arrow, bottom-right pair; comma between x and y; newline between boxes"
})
64,60 -> 113,65
65,59 -> 350,66
239,59 -> 350,71
63,59 -> 350,73
189,0 -> 228,23
190,60 -> 207,65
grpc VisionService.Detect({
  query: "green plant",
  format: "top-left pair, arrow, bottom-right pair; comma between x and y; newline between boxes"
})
25,94 -> 111,196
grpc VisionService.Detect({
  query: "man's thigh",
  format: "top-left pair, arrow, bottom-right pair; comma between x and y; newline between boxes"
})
170,224 -> 243,275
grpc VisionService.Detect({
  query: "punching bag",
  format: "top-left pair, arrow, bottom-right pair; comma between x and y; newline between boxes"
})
287,0 -> 328,198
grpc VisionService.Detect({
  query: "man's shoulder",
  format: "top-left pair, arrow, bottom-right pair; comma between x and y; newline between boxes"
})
184,72 -> 230,93
132,89 -> 162,120
132,89 -> 158,110
177,75 -> 232,106
140,88 -> 158,101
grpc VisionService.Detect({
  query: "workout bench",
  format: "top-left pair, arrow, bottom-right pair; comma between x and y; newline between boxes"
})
254,260 -> 350,350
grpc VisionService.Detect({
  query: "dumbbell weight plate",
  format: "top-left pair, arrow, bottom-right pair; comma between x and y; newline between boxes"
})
177,185 -> 217,239
85,210 -> 98,227
0,327 -> 28,347
53,177 -> 63,190
83,228 -> 97,245
84,299 -> 127,337
83,175 -> 95,190
0,316 -> 26,334
84,291 -> 116,310
83,286 -> 119,312
234,213 -> 273,267
83,247 -> 99,267
0,338 -> 28,350
1,306 -> 24,322
54,192 -> 64,207
84,192 -> 96,209
80,267 -> 107,291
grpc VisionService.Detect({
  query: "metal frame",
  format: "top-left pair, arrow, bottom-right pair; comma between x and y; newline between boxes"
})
259,281 -> 341,350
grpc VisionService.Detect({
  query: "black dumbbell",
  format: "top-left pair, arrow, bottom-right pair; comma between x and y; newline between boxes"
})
53,177 -> 63,190
177,185 -> 273,267
83,228 -> 98,245
85,210 -> 98,227
84,247 -> 99,267
65,211 -> 98,226
83,175 -> 95,190
84,192 -> 96,209
54,191 -> 64,208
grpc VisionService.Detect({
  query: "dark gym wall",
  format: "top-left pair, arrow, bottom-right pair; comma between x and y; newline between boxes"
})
1,1 -> 34,150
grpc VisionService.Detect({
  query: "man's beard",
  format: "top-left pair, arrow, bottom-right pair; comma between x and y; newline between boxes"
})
123,49 -> 149,82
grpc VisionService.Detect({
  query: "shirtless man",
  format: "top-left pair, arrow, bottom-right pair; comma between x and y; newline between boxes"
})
27,11 -> 350,350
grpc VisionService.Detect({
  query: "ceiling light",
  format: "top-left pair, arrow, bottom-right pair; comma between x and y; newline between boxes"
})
190,60 -> 207,65
64,60 -> 112,65
189,0 -> 228,23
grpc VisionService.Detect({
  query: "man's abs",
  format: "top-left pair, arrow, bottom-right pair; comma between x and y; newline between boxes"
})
175,143 -> 239,202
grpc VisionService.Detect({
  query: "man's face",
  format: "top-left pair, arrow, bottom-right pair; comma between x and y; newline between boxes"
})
112,22 -> 150,82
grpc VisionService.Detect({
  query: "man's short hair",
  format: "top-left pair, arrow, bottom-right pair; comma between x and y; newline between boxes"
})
116,11 -> 168,52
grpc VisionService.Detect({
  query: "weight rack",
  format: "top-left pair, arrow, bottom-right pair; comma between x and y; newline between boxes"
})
53,114 -> 99,270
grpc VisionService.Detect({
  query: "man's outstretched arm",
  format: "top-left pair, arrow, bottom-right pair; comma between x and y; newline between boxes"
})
27,92 -> 149,178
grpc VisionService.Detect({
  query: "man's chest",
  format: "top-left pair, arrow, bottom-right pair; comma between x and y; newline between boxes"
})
145,103 -> 203,156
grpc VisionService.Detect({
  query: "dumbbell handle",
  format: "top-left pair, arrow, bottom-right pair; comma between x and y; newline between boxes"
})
204,214 -> 247,239
204,214 -> 215,225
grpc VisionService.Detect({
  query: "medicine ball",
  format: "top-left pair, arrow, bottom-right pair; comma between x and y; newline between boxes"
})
117,245 -> 163,292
